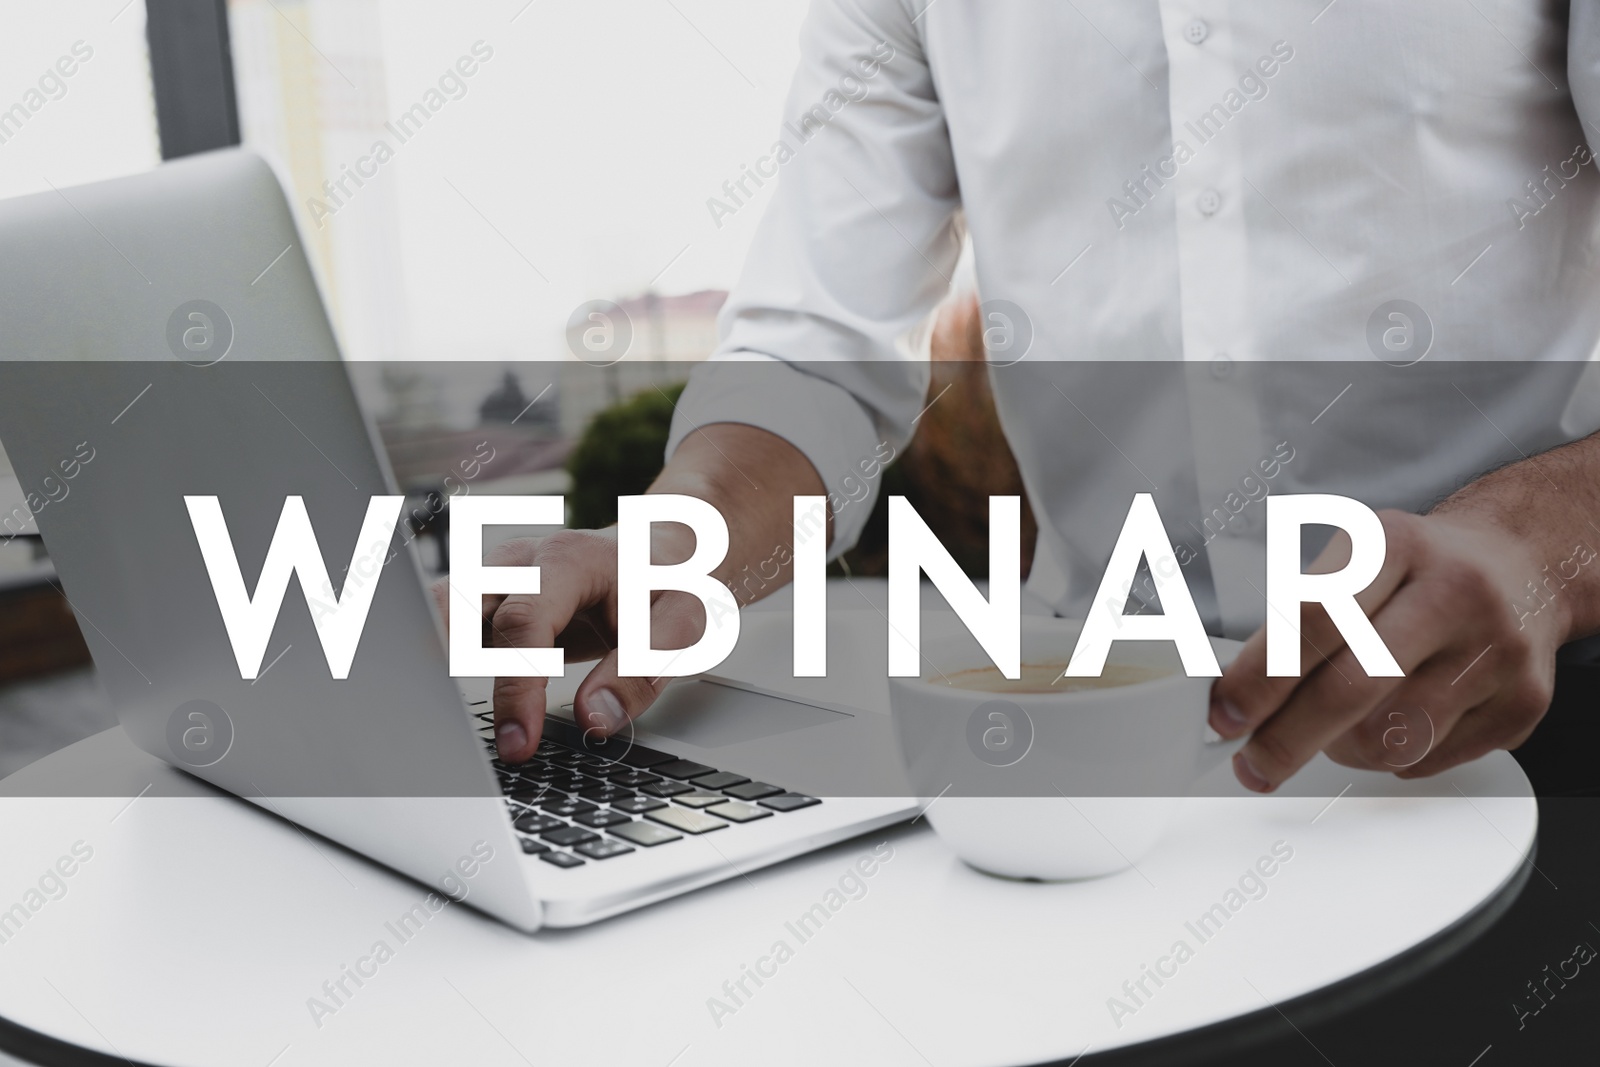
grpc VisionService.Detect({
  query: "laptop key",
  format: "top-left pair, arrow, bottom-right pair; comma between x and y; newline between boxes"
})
542,715 -> 627,755
673,793 -> 726,809
723,781 -> 784,801
609,821 -> 681,847
606,769 -> 661,788
655,759 -> 718,780
539,798 -> 599,818
548,710 -> 679,768
538,715 -> 585,744
574,839 -> 635,861
646,807 -> 728,835
539,851 -> 585,868
518,837 -> 551,855
616,745 -> 679,770
640,780 -> 694,798
540,826 -> 599,847
691,771 -> 750,790
708,801 -> 773,824
610,796 -> 666,815
579,785 -> 635,802
512,812 -> 564,834
574,810 -> 632,829
759,793 -> 822,812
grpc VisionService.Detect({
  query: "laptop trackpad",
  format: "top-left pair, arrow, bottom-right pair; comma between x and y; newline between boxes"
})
638,680 -> 850,749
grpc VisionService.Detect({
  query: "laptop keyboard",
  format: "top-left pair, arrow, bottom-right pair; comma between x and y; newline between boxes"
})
473,708 -> 820,869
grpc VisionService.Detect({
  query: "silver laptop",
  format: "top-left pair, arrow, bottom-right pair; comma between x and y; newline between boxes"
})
0,149 -> 915,932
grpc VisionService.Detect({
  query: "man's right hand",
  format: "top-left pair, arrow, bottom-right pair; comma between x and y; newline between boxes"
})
431,422 -> 830,764
431,525 -> 709,763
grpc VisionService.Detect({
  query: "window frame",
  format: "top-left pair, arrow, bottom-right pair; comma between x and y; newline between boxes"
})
144,0 -> 240,159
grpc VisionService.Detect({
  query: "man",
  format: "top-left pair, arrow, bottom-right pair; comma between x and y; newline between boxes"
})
459,1 -> 1600,794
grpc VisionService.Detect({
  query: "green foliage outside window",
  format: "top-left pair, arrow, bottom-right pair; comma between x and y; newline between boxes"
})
564,380 -> 930,577
564,382 -> 686,530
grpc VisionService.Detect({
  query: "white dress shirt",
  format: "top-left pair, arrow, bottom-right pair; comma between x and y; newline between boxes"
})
666,0 -> 1600,637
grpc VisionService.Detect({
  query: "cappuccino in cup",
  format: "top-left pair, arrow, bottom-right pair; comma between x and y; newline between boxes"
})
933,660 -> 1175,694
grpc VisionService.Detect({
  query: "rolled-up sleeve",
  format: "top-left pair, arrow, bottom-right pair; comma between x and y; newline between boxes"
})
665,0 -> 962,555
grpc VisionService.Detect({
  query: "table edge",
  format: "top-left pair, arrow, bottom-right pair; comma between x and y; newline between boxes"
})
1058,838 -> 1537,1066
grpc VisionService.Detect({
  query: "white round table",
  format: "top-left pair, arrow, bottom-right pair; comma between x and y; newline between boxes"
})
0,722 -> 1535,1067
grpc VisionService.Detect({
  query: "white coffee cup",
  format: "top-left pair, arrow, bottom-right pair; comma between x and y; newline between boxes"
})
888,616 -> 1243,881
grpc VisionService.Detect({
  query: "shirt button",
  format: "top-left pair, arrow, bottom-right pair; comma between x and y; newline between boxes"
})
1183,19 -> 1209,44
1196,188 -> 1222,216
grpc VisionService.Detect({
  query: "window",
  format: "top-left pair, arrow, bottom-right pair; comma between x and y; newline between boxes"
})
0,0 -> 161,487
228,0 -> 809,417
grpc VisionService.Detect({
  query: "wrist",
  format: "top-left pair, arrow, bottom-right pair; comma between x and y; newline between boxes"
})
1428,501 -> 1591,643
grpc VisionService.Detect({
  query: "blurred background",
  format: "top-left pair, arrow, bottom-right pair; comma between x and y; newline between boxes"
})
0,0 -> 1033,777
